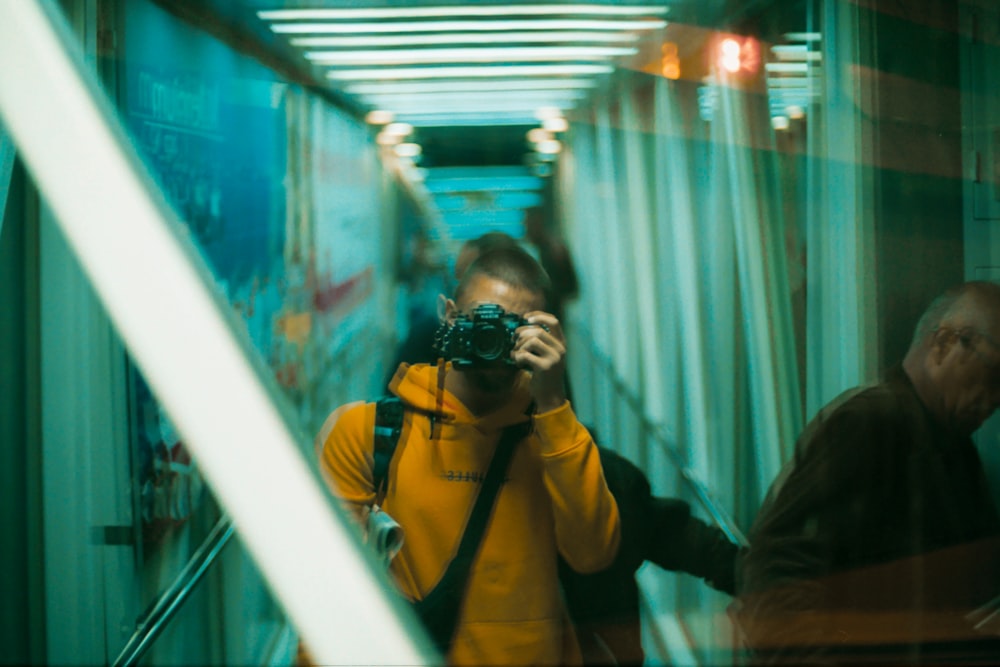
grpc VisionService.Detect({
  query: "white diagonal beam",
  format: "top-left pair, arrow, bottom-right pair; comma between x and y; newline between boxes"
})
0,2 -> 428,664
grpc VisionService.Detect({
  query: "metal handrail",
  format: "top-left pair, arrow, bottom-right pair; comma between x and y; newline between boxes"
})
575,327 -> 749,547
112,516 -> 235,667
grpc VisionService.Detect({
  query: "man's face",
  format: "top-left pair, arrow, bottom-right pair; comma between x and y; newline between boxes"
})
447,274 -> 544,395
932,327 -> 1000,434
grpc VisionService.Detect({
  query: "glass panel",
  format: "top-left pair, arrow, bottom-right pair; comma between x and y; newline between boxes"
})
11,0 -> 1000,664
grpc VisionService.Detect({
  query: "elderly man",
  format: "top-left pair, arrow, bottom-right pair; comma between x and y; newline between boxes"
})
736,281 -> 1000,665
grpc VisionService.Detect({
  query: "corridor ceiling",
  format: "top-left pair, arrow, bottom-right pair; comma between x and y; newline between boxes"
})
187,0 -> 734,240
253,3 -> 670,128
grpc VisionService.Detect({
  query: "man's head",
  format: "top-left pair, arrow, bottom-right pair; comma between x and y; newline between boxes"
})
904,281 -> 1000,434
453,231 -> 522,281
445,247 -> 551,394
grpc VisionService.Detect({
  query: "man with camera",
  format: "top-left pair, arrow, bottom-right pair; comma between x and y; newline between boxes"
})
318,246 -> 621,666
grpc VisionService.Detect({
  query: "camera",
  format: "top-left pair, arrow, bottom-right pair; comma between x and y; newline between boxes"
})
435,303 -> 526,369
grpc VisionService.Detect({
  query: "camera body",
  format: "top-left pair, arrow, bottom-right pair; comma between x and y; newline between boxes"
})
436,303 -> 526,369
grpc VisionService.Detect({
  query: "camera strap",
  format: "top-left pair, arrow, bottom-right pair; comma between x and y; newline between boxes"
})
411,419 -> 528,655
371,395 -> 530,655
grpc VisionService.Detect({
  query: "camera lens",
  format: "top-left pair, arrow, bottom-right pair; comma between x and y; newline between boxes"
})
472,324 -> 507,361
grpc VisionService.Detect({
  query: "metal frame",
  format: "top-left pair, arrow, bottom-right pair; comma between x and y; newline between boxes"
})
113,518 -> 235,667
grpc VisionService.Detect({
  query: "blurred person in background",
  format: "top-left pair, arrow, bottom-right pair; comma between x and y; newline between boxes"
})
522,206 -> 578,324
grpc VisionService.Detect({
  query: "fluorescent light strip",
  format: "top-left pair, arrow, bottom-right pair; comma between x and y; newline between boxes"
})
765,77 -> 820,88
347,78 -> 597,95
764,62 -> 810,73
290,31 -> 641,48
382,102 -> 576,115
259,5 -> 668,20
327,64 -> 613,81
326,65 -> 614,81
270,19 -> 667,35
407,117 -> 543,127
363,92 -> 584,108
305,45 -> 636,65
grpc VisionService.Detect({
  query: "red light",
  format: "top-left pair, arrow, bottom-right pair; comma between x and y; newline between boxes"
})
720,38 -> 741,73
717,35 -> 761,76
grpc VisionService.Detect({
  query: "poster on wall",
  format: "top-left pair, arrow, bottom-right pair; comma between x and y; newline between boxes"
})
309,98 -> 382,355
120,0 -> 292,365
117,1 -> 386,433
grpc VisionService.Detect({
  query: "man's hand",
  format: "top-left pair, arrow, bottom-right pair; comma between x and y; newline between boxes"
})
512,311 -> 567,413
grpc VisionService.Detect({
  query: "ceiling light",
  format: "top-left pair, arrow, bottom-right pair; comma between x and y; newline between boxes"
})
346,79 -> 598,95
764,63 -> 810,74
290,31 -> 641,48
720,38 -> 741,73
527,128 -> 552,143
536,139 -> 562,154
383,122 -> 413,137
260,5 -> 667,20
542,116 -> 569,132
269,19 -> 667,35
395,113 -> 548,127
305,45 -> 636,65
771,115 -> 790,131
379,101 -> 576,116
393,143 -> 422,158
783,32 -> 822,42
362,90 -> 585,109
326,64 -> 613,81
534,106 -> 564,120
376,131 -> 400,146
364,109 -> 394,124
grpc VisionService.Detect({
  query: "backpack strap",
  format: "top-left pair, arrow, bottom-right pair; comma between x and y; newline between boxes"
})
373,395 -> 404,498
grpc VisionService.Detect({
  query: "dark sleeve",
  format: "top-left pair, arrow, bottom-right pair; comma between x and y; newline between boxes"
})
645,497 -> 741,595
734,401 -> 893,664
595,448 -> 651,573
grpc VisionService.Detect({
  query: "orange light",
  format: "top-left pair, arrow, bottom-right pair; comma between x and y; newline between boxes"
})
660,41 -> 681,80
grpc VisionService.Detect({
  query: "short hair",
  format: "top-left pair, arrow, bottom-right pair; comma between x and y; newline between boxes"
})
455,246 -> 552,305
464,231 -> 521,257
453,231 -> 522,280
910,281 -> 1000,350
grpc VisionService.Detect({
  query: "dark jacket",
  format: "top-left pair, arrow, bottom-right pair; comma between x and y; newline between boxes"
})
735,365 -> 1000,665
561,447 -> 740,666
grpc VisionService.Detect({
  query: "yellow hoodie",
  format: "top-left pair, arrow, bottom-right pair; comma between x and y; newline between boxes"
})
321,362 -> 621,666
